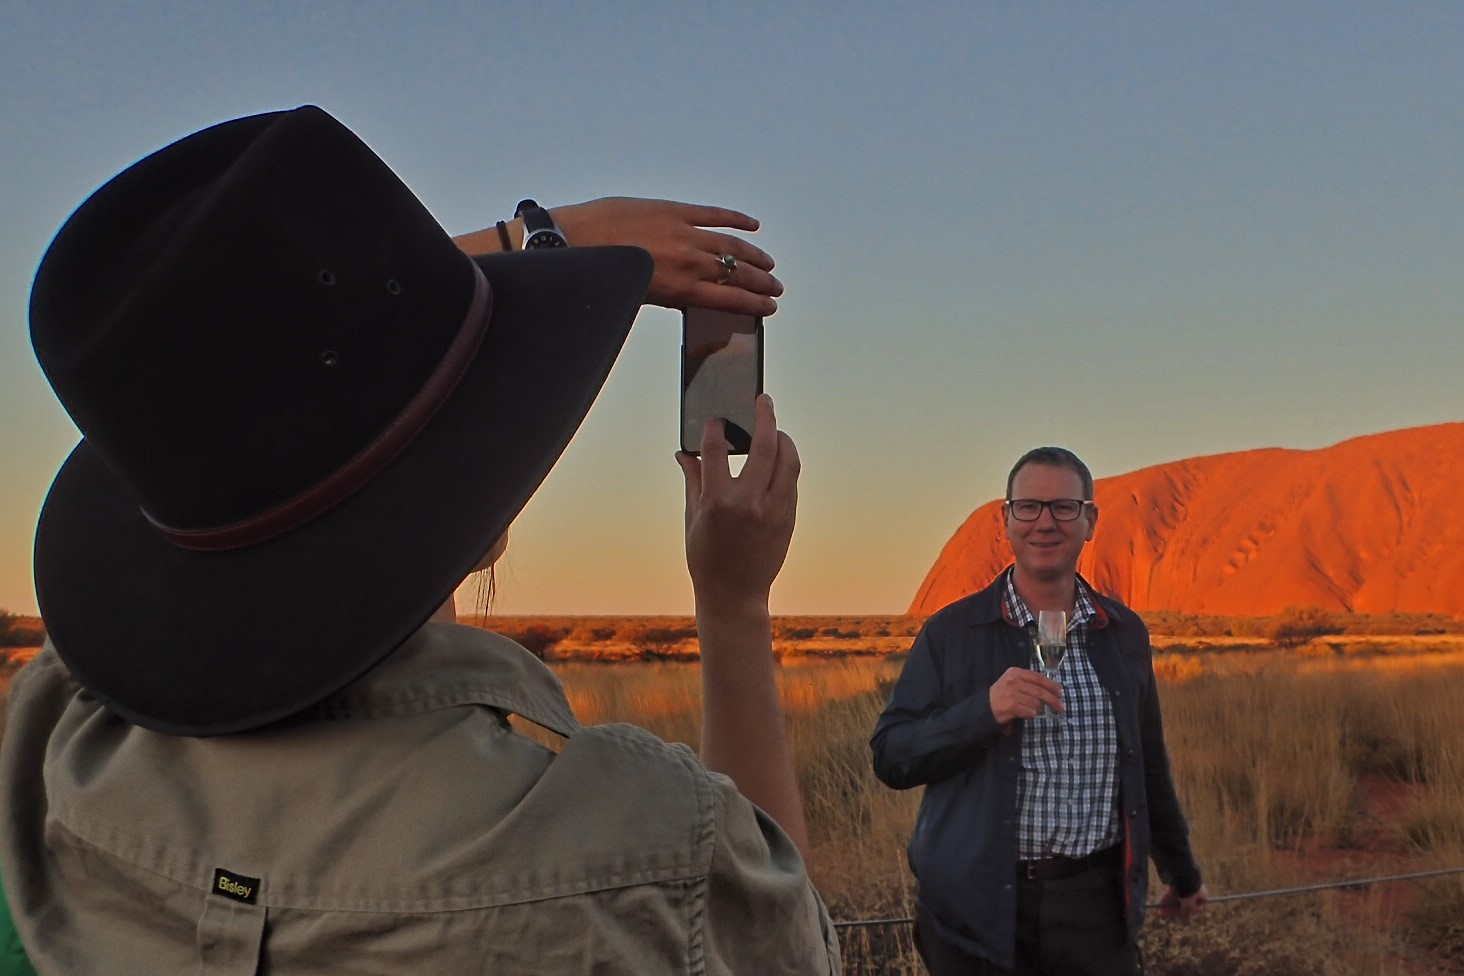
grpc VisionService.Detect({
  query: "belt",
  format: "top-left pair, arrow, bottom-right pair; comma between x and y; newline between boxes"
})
1016,844 -> 1121,882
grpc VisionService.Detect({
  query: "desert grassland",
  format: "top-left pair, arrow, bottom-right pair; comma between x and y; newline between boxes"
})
537,639 -> 1464,975
3,634 -> 1464,974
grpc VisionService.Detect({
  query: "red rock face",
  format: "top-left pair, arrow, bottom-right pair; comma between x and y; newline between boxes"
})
908,423 -> 1464,617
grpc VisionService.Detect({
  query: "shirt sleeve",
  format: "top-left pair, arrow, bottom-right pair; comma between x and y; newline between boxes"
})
0,862 -> 40,976
697,773 -> 840,976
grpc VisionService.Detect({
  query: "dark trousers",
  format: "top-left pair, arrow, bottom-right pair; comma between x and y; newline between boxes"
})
914,848 -> 1142,976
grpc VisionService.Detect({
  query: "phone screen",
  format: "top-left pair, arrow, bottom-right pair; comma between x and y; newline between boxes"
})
680,307 -> 763,455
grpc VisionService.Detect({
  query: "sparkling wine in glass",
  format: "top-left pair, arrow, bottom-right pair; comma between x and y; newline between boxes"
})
1033,610 -> 1068,720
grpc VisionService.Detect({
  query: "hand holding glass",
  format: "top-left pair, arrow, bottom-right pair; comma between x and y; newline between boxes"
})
1033,610 -> 1067,720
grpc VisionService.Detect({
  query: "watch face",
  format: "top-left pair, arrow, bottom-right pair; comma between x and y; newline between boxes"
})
525,231 -> 567,249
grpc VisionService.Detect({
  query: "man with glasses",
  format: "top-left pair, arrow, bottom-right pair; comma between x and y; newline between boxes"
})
872,446 -> 1207,975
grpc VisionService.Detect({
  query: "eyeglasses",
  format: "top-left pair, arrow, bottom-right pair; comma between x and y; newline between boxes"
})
1006,498 -> 1090,522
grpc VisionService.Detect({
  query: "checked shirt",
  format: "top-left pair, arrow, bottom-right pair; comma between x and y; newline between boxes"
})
1003,571 -> 1123,859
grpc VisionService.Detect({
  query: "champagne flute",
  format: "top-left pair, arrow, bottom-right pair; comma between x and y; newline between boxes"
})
1033,610 -> 1067,721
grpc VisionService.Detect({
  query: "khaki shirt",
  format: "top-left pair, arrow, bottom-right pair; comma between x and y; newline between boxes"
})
0,624 -> 839,975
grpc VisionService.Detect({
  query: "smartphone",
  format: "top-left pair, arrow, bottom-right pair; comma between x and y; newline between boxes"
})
680,307 -> 764,455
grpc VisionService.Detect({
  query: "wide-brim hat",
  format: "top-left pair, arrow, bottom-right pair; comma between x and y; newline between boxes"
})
30,106 -> 652,735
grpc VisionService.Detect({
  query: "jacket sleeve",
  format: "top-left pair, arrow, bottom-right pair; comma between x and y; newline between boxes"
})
700,775 -> 841,976
869,616 -> 1004,791
1135,622 -> 1203,897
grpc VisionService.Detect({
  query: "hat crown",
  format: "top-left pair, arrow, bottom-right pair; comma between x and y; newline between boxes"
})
31,106 -> 476,533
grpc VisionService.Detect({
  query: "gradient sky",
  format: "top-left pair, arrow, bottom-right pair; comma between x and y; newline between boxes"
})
2,2 -> 1462,617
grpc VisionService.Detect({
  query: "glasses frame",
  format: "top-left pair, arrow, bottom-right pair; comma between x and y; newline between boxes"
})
1005,498 -> 1092,522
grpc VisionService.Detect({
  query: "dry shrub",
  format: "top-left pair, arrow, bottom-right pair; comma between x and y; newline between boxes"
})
1142,611 -> 1464,641
490,621 -> 570,659
1266,606 -> 1344,646
614,619 -> 697,648
1154,653 -> 1206,683
1405,870 -> 1464,961
568,623 -> 618,643
1142,611 -> 1246,638
0,611 -> 45,649
1140,892 -> 1412,976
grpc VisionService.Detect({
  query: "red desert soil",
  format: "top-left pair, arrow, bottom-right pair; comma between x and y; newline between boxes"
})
1263,774 -> 1454,976
911,423 -> 1464,617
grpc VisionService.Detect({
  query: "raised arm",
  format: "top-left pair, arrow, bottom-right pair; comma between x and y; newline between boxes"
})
454,197 -> 784,316
676,394 -> 808,861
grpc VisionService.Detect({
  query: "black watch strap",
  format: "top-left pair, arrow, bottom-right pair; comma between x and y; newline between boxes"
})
514,199 -> 567,249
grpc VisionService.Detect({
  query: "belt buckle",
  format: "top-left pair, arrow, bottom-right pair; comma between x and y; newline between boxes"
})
1022,860 -> 1041,881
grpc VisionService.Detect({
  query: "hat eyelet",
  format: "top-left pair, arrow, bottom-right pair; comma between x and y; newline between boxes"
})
317,270 -> 336,286
319,350 -> 340,367
385,279 -> 402,295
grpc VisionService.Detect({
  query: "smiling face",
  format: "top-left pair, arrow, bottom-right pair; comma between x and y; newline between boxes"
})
1004,462 -> 1097,589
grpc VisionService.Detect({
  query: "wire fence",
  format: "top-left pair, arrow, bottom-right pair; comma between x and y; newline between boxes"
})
830,865 -> 1464,973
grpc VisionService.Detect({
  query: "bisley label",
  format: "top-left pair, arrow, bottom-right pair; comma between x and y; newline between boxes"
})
212,867 -> 261,904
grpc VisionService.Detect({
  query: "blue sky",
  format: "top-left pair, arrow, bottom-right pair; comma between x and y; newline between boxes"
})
2,2 -> 1461,616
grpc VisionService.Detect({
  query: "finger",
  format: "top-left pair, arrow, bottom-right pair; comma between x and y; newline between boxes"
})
737,394 -> 779,490
675,450 -> 703,515
680,282 -> 779,317
699,252 -> 783,298
725,263 -> 784,298
665,202 -> 760,233
768,429 -> 801,506
698,418 -> 732,495
1011,668 -> 1052,689
1018,678 -> 1063,711
1022,672 -> 1063,696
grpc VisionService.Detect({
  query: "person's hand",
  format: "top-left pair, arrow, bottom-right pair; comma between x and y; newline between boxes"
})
675,394 -> 798,612
1156,883 -> 1209,921
988,667 -> 1064,725
552,197 -> 783,316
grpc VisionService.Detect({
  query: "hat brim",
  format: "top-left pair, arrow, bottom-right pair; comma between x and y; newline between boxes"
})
34,246 -> 653,735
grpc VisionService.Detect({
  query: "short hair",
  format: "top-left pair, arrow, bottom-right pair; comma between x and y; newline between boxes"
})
1005,447 -> 1095,500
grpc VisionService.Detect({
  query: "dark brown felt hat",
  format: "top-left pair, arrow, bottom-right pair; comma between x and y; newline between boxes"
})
30,106 -> 652,735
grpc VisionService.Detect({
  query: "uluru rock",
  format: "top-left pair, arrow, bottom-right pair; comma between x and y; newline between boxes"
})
909,423 -> 1464,617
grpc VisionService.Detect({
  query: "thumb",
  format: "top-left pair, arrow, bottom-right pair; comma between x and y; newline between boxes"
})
675,451 -> 702,522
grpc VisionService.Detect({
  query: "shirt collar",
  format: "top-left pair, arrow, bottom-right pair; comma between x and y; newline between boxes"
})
306,622 -> 581,737
1000,567 -> 1105,630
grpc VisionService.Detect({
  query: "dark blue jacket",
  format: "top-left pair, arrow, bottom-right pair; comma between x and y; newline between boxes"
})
870,573 -> 1202,969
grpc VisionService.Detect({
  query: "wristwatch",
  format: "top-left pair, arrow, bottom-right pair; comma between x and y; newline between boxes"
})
514,199 -> 567,249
